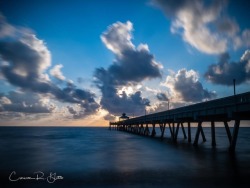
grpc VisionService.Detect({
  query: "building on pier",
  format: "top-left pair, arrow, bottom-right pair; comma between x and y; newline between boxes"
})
119,113 -> 129,121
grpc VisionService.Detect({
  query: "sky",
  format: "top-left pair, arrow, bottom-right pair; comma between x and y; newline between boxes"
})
0,0 -> 250,126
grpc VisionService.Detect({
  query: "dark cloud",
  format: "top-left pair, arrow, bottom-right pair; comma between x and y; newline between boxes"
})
0,91 -> 55,114
107,48 -> 161,84
0,41 -> 99,116
94,68 -> 150,116
216,17 -> 239,36
103,114 -> 116,121
165,69 -> 216,102
67,106 -> 77,116
0,39 -> 51,89
99,88 -> 150,116
204,51 -> 250,85
66,106 -> 84,119
0,15 -> 100,118
94,21 -> 162,116
156,93 -> 169,101
100,21 -> 162,84
0,111 -> 24,121
66,98 -> 100,119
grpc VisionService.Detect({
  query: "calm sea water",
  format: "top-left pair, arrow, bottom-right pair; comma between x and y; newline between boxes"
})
0,126 -> 250,188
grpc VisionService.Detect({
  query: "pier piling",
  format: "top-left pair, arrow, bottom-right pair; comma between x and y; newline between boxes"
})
211,121 -> 216,146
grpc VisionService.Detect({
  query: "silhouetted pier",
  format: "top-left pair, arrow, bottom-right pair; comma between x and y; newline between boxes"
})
110,92 -> 250,152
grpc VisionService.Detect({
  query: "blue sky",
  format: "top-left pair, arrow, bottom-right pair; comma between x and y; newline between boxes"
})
0,0 -> 250,126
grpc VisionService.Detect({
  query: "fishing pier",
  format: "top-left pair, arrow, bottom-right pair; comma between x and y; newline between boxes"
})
110,92 -> 250,152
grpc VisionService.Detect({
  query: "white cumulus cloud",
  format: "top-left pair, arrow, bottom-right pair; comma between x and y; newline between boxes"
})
50,64 -> 66,81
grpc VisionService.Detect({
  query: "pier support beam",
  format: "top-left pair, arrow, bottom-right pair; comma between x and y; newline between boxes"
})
139,124 -> 144,135
200,125 -> 206,142
181,123 -> 187,139
174,122 -> 187,141
171,123 -> 175,141
229,120 -> 240,152
169,123 -> 174,140
144,124 -> 150,136
193,122 -> 201,146
159,123 -> 163,132
151,124 -> 156,137
174,122 -> 180,142
224,121 -> 232,143
188,122 -> 191,143
172,123 -> 175,136
136,124 -> 139,134
193,121 -> 206,146
211,121 -> 216,147
160,123 -> 166,140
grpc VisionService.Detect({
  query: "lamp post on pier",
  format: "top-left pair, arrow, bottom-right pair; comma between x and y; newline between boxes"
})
233,79 -> 236,95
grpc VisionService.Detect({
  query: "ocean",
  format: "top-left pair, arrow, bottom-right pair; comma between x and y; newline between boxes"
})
0,126 -> 250,188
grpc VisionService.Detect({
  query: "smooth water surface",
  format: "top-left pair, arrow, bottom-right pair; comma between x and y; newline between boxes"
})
0,126 -> 250,187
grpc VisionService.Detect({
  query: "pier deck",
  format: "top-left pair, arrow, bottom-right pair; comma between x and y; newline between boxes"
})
110,92 -> 250,152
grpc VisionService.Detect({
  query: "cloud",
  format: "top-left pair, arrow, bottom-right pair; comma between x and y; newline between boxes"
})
100,89 -> 150,116
241,50 -> 250,62
94,68 -> 150,117
100,21 -> 162,84
67,106 -> 77,116
242,29 -> 250,47
163,69 -> 216,102
148,100 -> 187,113
204,50 -> 250,85
66,106 -> 86,119
147,69 -> 216,114
103,113 -> 116,121
50,64 -> 66,81
101,21 -> 134,55
152,0 -> 250,54
94,21 -> 162,116
0,14 -> 15,38
0,34 -> 51,87
149,92 -> 169,113
0,14 -> 99,118
156,92 -> 169,101
216,17 -> 239,37
0,91 -> 55,114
